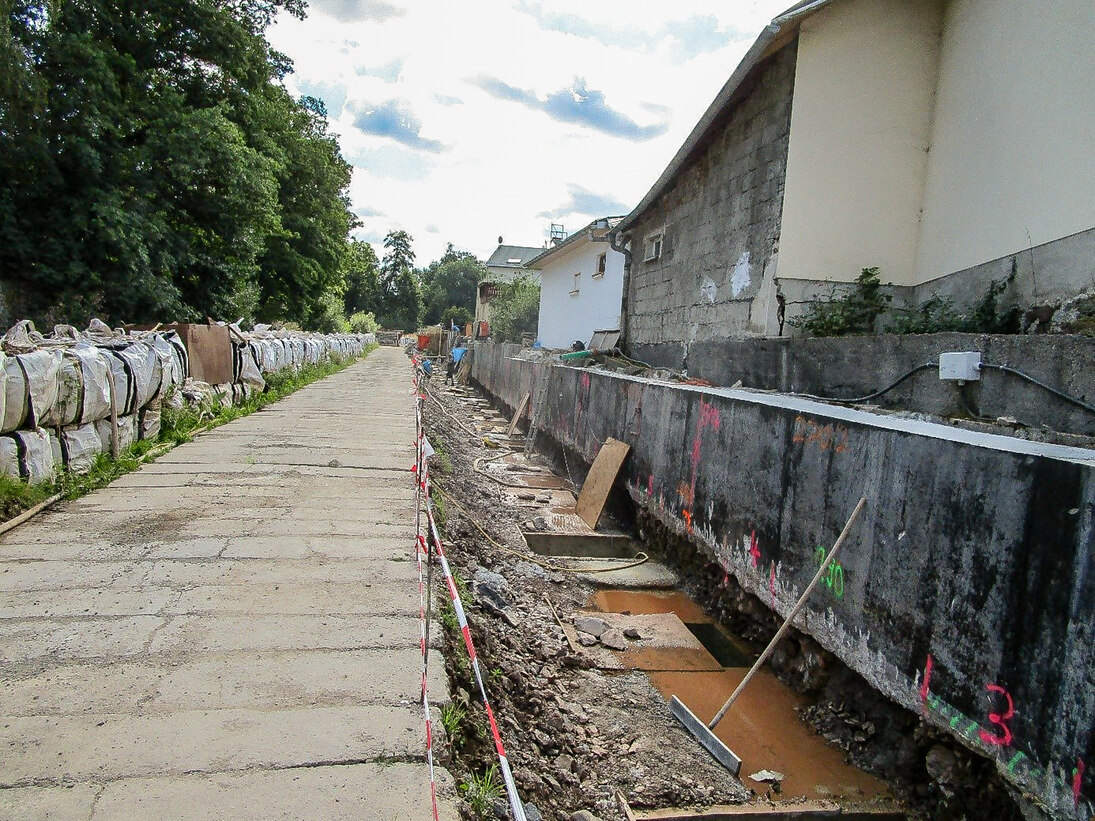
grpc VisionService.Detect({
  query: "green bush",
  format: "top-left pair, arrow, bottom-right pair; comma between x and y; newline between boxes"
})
790,267 -> 890,337
490,276 -> 539,342
348,311 -> 378,334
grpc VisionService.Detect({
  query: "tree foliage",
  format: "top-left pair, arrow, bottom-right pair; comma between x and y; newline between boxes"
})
418,242 -> 485,326
0,0 -> 354,329
372,230 -> 419,330
490,276 -> 539,343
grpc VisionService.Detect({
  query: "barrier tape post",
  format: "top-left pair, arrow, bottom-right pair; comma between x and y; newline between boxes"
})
424,468 -> 527,821
413,367 -> 441,821
415,356 -> 526,821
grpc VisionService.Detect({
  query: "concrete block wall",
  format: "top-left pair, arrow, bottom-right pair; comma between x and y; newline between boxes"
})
632,333 -> 1095,438
471,342 -> 1094,819
624,42 -> 797,364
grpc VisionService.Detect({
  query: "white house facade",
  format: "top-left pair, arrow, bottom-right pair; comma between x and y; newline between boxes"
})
528,217 -> 626,350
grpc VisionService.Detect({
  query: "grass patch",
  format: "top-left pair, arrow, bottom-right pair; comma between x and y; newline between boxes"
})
0,474 -> 57,522
459,764 -> 504,819
0,344 -> 378,521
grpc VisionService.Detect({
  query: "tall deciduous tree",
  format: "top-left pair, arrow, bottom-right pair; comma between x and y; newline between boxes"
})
0,0 -> 355,329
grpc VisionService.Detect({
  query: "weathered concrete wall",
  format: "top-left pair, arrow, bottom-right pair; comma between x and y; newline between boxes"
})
472,342 -> 1094,819
623,42 -> 796,356
628,333 -> 1095,438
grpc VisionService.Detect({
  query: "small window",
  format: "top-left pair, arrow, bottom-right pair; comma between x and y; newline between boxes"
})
644,232 -> 663,262
593,252 -> 607,279
570,272 -> 581,297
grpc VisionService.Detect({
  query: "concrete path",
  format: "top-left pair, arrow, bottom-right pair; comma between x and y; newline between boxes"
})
0,347 -> 456,820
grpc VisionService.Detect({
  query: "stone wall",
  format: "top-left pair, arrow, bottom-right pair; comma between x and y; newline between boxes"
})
622,42 -> 797,363
470,341 -> 1094,819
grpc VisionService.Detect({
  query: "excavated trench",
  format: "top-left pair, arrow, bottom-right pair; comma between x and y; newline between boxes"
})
457,370 -> 1036,821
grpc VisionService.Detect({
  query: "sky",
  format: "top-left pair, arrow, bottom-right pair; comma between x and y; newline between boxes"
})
268,0 -> 795,265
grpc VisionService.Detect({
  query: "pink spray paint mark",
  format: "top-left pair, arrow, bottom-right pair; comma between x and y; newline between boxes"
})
684,400 -> 721,530
647,474 -> 654,496
978,683 -> 1014,747
1073,759 -> 1085,806
920,655 -> 933,705
749,530 -> 761,568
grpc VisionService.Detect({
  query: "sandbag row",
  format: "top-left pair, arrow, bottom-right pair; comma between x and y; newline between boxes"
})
0,335 -> 187,435
243,332 -> 374,377
0,323 -> 372,485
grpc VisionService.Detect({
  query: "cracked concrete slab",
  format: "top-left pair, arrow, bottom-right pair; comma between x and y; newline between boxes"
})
0,348 -> 456,818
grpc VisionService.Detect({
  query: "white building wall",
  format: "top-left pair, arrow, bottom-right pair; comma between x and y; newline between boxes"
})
914,0 -> 1095,286
536,243 -> 625,350
778,0 -> 944,287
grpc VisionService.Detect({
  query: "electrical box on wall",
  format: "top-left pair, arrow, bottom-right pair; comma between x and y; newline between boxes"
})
939,351 -> 982,381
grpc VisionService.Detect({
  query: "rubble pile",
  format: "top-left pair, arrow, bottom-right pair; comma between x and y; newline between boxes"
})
0,319 -> 374,483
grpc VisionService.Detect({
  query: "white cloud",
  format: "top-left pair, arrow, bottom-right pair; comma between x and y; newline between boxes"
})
268,0 -> 794,263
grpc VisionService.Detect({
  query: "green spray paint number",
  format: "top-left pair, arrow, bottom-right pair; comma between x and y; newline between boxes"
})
814,546 -> 846,599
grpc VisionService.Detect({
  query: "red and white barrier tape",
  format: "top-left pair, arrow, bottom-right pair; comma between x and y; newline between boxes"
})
414,385 -> 441,821
414,365 -> 527,821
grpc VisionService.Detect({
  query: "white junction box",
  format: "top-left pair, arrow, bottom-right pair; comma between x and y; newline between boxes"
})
939,351 -> 982,381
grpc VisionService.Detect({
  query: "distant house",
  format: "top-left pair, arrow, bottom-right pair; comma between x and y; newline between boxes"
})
474,244 -> 542,330
614,0 -> 1095,369
526,217 -> 626,350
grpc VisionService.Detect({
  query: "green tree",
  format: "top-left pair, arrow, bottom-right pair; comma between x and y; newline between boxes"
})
418,243 -> 485,325
342,239 -> 381,316
375,230 -> 419,330
490,276 -> 539,343
0,0 -> 352,329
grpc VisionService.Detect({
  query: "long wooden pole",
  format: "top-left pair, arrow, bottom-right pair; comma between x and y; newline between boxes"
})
708,496 -> 867,729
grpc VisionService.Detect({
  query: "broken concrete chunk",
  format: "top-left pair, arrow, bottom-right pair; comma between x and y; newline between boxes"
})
573,616 -> 607,637
623,627 -> 642,640
749,769 -> 785,783
577,633 -> 599,647
599,629 -> 628,651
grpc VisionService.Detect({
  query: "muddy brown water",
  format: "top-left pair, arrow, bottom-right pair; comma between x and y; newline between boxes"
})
589,589 -> 891,804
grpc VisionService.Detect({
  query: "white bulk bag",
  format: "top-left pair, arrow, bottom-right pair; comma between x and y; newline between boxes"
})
117,341 -> 163,411
61,422 -> 103,473
139,404 -> 161,441
94,414 -> 137,455
19,349 -> 61,429
0,429 -> 57,484
104,350 -> 137,416
45,350 -> 83,428
2,355 -> 28,433
0,435 -> 18,479
70,343 -> 112,425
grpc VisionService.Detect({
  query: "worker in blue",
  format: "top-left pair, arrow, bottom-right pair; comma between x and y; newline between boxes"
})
446,344 -> 468,385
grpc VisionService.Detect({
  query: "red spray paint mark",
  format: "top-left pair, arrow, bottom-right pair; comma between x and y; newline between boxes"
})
769,561 -> 776,609
749,530 -> 761,568
920,654 -> 933,704
1073,759 -> 1086,806
722,570 -> 730,587
978,684 -> 1014,747
647,474 -> 654,496
682,400 -> 720,531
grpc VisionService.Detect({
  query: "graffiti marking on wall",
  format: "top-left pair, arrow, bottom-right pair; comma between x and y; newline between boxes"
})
920,654 -> 1089,813
814,546 -> 845,599
792,415 -> 849,453
681,400 -> 720,532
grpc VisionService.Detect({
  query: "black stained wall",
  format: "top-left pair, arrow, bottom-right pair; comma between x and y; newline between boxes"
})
472,342 -> 1094,819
